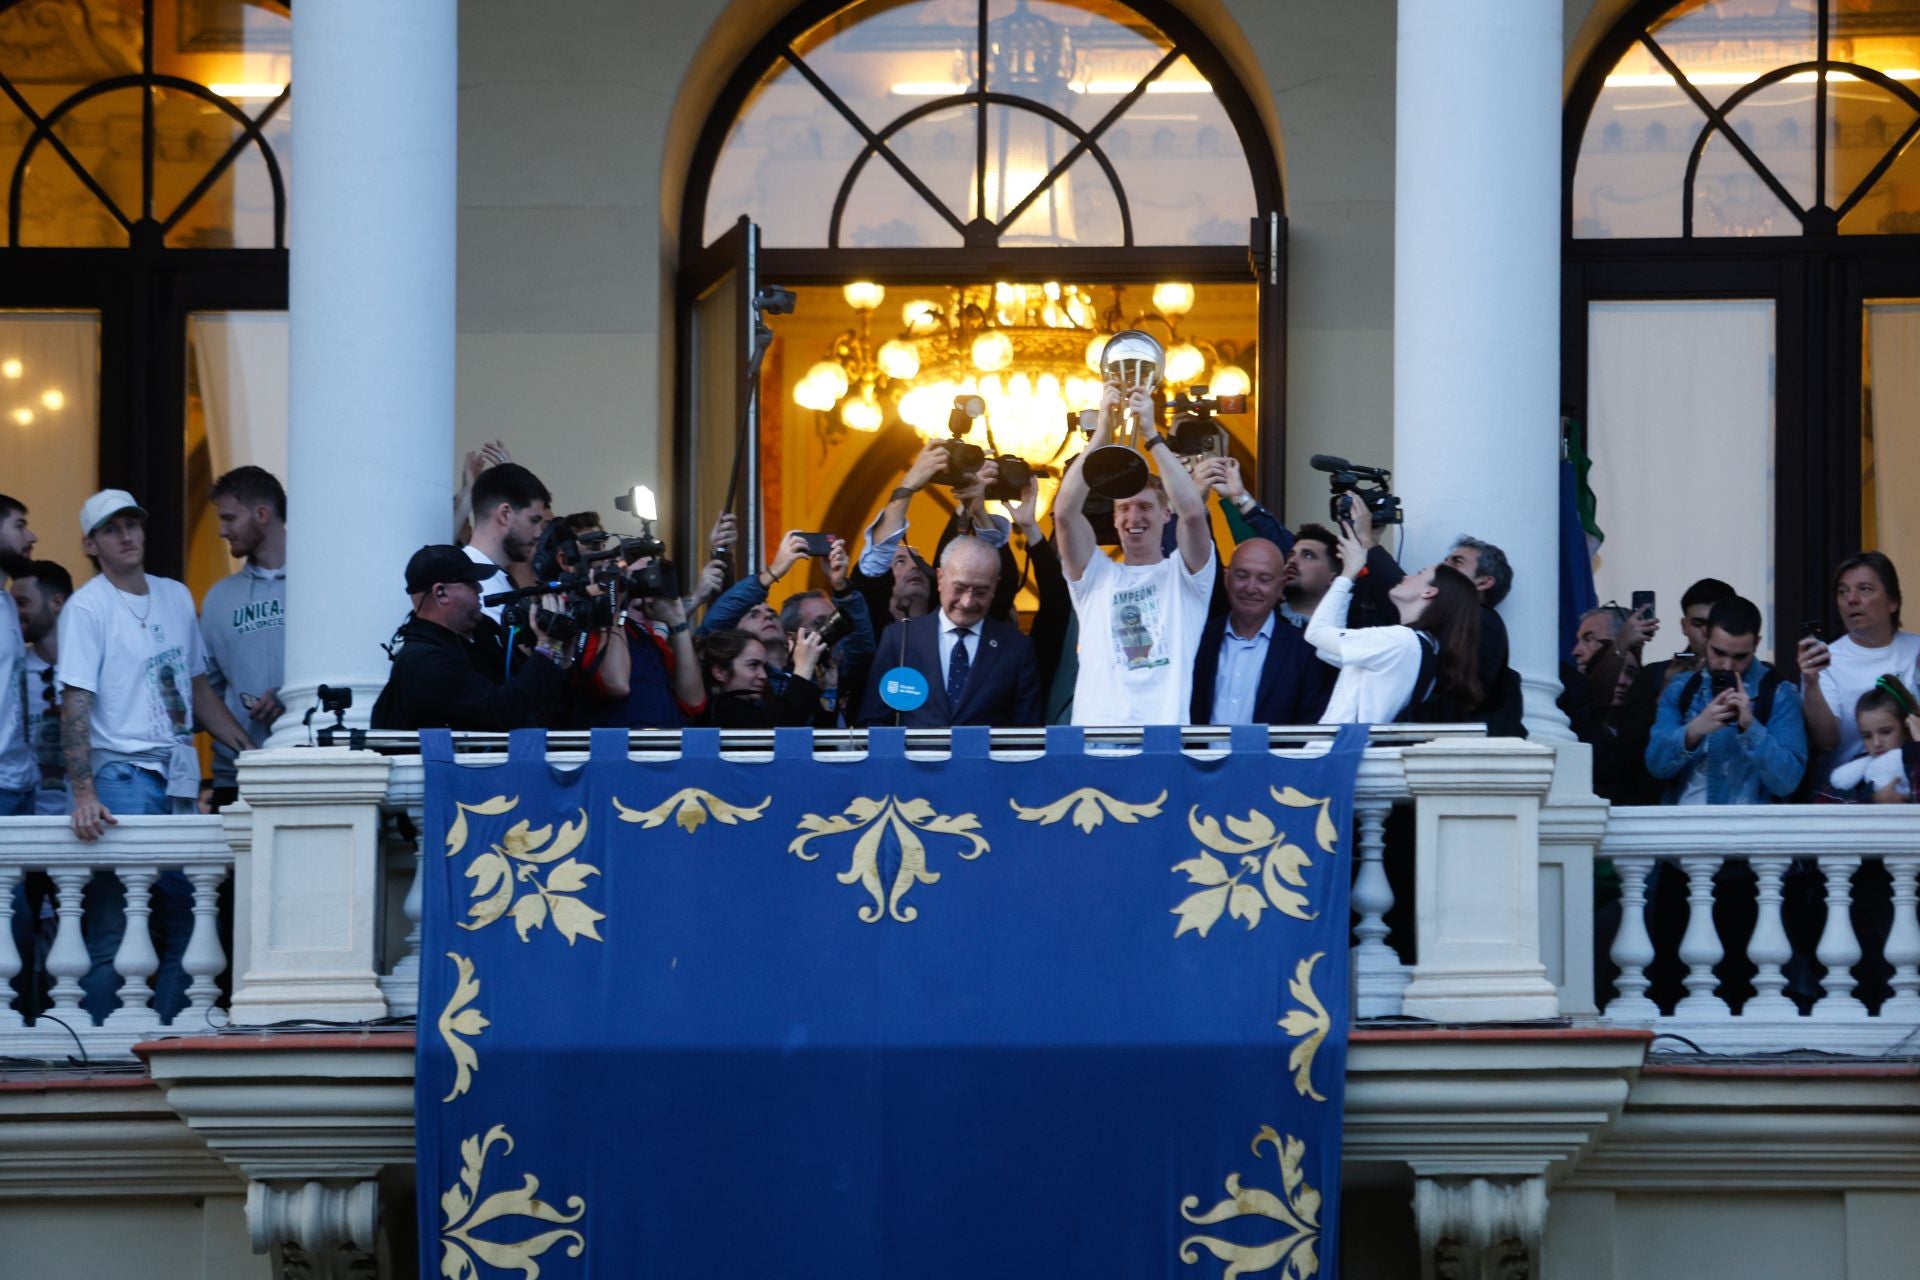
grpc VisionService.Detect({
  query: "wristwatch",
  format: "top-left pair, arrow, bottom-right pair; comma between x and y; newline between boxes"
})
1141,432 -> 1167,452
1233,492 -> 1258,514
666,621 -> 690,636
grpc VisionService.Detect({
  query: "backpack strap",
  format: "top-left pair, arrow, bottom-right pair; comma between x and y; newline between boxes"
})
1677,670 -> 1704,716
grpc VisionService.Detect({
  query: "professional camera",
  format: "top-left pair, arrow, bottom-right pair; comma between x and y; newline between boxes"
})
1165,384 -> 1248,460
810,608 -> 856,648
932,394 -> 1038,501
1309,453 -> 1403,527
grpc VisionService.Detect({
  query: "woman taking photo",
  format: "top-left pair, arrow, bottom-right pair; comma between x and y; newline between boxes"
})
1305,522 -> 1485,724
696,627 -> 831,728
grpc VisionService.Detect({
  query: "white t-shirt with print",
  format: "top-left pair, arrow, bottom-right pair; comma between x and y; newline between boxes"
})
464,544 -> 511,624
56,575 -> 207,799
1816,630 -> 1920,772
1068,547 -> 1215,726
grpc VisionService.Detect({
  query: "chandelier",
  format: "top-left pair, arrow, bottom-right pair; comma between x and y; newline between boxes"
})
792,280 -> 1252,472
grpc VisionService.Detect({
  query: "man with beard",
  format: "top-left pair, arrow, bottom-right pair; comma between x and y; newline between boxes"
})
1191,538 -> 1334,725
200,467 -> 286,808
0,494 -> 39,815
11,560 -> 70,814
464,463 -> 552,622
1280,523 -> 1341,629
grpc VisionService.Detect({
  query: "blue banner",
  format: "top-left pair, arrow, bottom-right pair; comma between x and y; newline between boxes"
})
418,723 -> 1366,1280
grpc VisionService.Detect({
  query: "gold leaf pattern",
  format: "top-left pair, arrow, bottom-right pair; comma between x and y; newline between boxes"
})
1179,1127 -> 1322,1279
449,802 -> 604,946
789,795 -> 988,923
1277,953 -> 1330,1103
1009,787 -> 1167,833
1271,786 -> 1340,855
447,796 -> 520,859
1172,801 -> 1322,937
441,1124 -> 585,1280
437,952 -> 491,1103
613,789 -> 771,834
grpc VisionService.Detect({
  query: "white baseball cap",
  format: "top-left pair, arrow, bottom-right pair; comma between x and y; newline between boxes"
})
79,489 -> 146,537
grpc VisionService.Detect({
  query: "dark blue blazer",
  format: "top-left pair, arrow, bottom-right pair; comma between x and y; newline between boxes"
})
1189,611 -> 1336,726
856,612 -> 1042,728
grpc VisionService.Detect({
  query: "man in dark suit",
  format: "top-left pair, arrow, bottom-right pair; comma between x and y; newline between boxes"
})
857,537 -> 1041,727
1191,539 -> 1335,725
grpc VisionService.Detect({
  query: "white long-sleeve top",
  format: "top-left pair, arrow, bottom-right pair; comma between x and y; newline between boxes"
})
1304,577 -> 1424,725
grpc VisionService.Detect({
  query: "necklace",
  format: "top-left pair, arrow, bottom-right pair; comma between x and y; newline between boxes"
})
113,582 -> 153,625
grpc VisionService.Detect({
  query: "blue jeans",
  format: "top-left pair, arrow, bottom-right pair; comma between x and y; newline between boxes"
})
0,787 -> 39,1016
80,763 -> 194,1023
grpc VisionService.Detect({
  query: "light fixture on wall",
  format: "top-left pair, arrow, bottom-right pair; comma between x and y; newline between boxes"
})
794,279 -> 1249,471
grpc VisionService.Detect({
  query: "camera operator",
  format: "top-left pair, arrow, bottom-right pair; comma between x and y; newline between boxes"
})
696,627 -> 832,727
855,440 -> 1014,639
370,545 -> 572,731
550,514 -> 708,729
464,463 -> 553,620
1341,498 -> 1523,733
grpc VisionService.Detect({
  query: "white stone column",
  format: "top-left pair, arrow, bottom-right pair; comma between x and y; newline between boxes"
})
272,0 -> 458,741
1394,0 -> 1569,740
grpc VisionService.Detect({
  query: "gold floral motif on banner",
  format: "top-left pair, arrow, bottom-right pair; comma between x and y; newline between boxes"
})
446,797 -> 604,946
613,788 -> 770,834
1179,1126 -> 1322,1279
1009,787 -> 1167,832
789,796 -> 988,923
1170,787 -> 1341,937
437,952 -> 490,1103
1278,953 -> 1330,1103
440,1125 -> 585,1279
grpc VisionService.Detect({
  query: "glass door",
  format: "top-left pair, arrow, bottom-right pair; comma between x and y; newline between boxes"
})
0,311 -> 101,578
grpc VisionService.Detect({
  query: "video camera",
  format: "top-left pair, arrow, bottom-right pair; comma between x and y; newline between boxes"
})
1164,383 -> 1248,460
931,395 -> 1036,503
1309,454 -> 1403,527
488,497 -> 682,643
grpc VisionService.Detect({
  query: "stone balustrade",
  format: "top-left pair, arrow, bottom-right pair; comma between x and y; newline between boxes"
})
0,816 -> 233,1059
1598,805 -> 1920,1054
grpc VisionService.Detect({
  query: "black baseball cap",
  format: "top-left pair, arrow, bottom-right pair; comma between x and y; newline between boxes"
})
405,545 -> 494,594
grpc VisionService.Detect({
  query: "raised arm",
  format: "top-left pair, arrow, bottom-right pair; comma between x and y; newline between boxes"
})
1135,387 -> 1210,573
1053,381 -> 1119,580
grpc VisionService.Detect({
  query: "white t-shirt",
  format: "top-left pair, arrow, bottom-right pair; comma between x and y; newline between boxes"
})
1068,547 -> 1215,725
1305,577 -> 1425,725
464,544 -> 511,623
1816,630 -> 1920,770
56,575 -> 207,799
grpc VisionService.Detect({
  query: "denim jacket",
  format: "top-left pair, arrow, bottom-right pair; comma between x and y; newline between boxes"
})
1645,660 -> 1807,804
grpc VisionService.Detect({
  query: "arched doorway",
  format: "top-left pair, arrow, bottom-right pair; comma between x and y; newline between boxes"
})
0,0 -> 289,587
1564,0 -> 1920,652
677,0 -> 1282,581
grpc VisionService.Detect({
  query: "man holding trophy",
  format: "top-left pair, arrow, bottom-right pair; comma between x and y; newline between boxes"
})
1055,331 -> 1217,726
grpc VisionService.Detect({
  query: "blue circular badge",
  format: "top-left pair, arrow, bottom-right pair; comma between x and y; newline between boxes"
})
878,665 -> 930,712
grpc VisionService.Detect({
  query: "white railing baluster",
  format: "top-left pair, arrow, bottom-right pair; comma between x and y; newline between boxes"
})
46,867 -> 91,1019
1606,855 -> 1658,1020
1884,855 -> 1920,1019
1352,800 -> 1408,1018
1813,854 -> 1867,1021
379,805 -> 425,1018
181,865 -> 227,1021
0,867 -> 23,1032
108,866 -> 160,1030
1744,855 -> 1796,1017
1674,855 -> 1728,1016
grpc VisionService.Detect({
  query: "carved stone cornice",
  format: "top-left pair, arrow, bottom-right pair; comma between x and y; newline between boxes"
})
0,1077 -> 237,1198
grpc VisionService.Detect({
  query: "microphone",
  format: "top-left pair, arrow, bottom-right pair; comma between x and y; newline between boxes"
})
1308,454 -> 1352,473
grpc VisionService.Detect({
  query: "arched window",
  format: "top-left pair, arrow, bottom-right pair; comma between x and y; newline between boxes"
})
1565,0 -> 1920,651
679,0 -> 1280,571
0,0 -> 290,586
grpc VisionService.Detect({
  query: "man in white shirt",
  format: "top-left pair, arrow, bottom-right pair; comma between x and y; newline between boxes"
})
60,490 -> 254,1021
464,463 -> 553,622
1054,382 -> 1215,726
1798,550 -> 1920,784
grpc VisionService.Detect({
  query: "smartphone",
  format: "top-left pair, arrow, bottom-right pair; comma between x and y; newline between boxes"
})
1709,668 -> 1736,695
1630,590 -> 1655,618
1802,619 -> 1825,641
797,532 -> 833,557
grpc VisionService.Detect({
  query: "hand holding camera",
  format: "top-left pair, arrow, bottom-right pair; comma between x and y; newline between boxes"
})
903,441 -> 949,494
790,626 -> 828,683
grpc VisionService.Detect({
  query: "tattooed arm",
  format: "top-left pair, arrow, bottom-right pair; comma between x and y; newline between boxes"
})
62,687 -> 115,842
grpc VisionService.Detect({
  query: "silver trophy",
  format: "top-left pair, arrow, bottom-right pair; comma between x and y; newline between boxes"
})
1082,329 -> 1163,501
